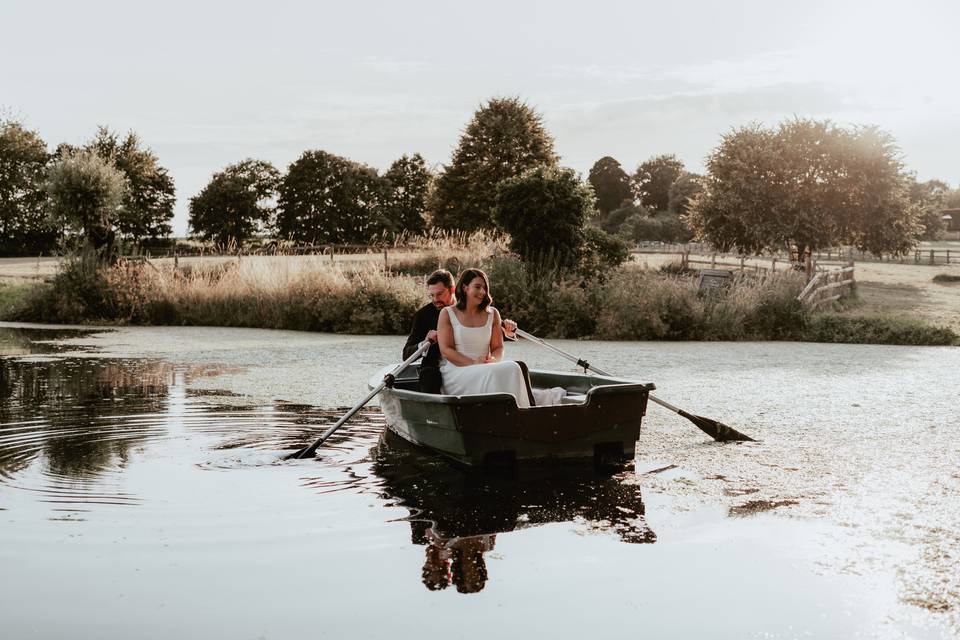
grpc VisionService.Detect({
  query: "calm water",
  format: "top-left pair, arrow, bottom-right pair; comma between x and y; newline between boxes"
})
1,323 -> 958,639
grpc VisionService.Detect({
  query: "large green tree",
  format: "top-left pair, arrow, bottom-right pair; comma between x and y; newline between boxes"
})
0,120 -> 55,254
688,119 -> 920,256
84,127 -> 175,243
381,153 -> 431,236
430,97 -> 558,233
908,177 -> 950,240
276,150 -> 387,244
632,154 -> 684,212
493,166 -> 596,270
588,156 -> 633,217
667,171 -> 704,215
46,149 -> 127,257
189,159 -> 280,246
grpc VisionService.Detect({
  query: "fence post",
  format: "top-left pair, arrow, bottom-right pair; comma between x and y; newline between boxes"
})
930,249 -> 935,265
384,248 -> 389,271
711,254 -> 716,268
771,257 -> 777,272
947,250 -> 951,264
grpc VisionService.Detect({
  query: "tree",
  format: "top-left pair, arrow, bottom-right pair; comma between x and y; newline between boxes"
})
430,97 -> 558,232
0,120 -> 55,254
667,171 -> 704,215
908,177 -> 950,240
600,202 -> 647,235
688,119 -> 920,257
382,153 -> 431,236
945,188 -> 960,209
632,154 -> 684,212
276,150 -> 387,244
493,166 -> 595,270
588,156 -> 633,217
46,149 -> 127,257
189,159 -> 280,246
84,127 -> 175,243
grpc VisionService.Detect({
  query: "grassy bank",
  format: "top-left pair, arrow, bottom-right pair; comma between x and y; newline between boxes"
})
4,251 -> 957,346
0,282 -> 40,319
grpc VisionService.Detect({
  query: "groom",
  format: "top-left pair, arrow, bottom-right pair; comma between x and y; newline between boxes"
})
403,269 -> 516,393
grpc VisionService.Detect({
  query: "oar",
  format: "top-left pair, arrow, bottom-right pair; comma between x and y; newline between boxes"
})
285,342 -> 431,460
514,328 -> 754,442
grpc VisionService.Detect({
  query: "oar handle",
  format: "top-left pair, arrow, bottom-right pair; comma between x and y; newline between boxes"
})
289,341 -> 430,460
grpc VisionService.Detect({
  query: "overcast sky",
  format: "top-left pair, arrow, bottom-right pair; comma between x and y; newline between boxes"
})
3,0 -> 958,235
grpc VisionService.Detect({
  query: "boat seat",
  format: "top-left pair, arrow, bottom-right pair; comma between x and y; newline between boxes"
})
560,393 -> 587,405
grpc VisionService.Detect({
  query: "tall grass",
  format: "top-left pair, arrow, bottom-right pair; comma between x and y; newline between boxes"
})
13,253 -> 422,334
387,230 -> 506,276
486,256 -> 809,341
8,250 -> 957,346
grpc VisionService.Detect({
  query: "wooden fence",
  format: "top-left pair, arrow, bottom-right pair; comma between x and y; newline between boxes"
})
636,241 -> 959,266
680,252 -> 791,274
676,251 -> 857,308
796,261 -> 856,308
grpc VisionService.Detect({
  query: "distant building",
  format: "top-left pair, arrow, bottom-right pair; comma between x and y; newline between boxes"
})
943,209 -> 960,232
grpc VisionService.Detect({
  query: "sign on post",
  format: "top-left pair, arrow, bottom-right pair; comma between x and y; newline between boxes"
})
697,269 -> 732,292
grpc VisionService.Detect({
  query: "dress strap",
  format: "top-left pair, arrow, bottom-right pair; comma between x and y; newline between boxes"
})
443,306 -> 459,326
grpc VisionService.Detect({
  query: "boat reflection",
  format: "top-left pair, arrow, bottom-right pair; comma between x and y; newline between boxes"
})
370,430 -> 656,593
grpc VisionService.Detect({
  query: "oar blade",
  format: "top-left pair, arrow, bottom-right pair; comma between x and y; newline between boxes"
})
679,410 -> 755,442
284,445 -> 314,461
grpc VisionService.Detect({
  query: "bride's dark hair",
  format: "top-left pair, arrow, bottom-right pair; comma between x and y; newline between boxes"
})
454,268 -> 492,311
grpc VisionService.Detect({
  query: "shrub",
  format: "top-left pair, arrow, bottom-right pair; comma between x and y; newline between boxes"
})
799,315 -> 958,346
932,273 -> 960,284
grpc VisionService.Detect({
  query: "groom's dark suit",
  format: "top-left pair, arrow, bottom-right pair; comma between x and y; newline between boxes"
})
402,302 -> 444,393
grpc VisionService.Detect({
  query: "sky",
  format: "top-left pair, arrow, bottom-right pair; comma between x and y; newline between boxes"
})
3,0 -> 959,235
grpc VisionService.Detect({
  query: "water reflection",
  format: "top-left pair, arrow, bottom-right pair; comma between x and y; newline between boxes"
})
0,357 -> 174,483
370,430 -> 656,593
0,326 -> 100,357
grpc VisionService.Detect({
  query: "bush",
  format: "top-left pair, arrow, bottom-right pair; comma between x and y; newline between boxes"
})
595,271 -> 702,340
798,315 -> 958,346
932,273 -> 960,284
578,227 -> 630,281
622,212 -> 694,243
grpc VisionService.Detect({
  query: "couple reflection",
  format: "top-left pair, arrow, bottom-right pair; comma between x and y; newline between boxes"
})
419,527 -> 494,594
371,430 -> 657,594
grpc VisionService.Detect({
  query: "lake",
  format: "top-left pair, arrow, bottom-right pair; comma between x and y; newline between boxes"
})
1,323 -> 957,639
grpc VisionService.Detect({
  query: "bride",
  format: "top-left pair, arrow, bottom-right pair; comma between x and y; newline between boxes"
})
437,268 -> 534,408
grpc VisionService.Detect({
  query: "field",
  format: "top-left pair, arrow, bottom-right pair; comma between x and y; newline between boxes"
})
633,244 -> 960,332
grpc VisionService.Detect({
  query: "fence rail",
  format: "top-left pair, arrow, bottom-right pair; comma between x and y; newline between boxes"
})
634,242 -> 959,266
796,262 -> 856,308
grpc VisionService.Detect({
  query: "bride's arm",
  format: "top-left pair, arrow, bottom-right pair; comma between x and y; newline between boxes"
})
438,308 -> 480,366
487,308 -> 504,362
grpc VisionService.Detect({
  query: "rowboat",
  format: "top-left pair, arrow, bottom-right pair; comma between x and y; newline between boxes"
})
370,363 -> 655,467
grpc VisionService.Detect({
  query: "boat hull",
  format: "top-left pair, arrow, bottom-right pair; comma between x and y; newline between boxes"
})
373,366 -> 654,466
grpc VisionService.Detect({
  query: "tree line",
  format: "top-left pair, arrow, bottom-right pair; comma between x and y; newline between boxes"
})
0,124 -> 174,256
2,98 -> 958,261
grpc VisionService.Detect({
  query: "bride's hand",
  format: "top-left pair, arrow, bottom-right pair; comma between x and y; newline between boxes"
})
476,354 -> 494,364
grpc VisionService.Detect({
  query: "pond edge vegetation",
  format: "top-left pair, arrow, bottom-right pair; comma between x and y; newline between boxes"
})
3,238 -> 956,347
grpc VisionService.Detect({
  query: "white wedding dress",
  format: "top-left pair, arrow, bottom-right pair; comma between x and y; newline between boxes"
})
439,307 -> 532,408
